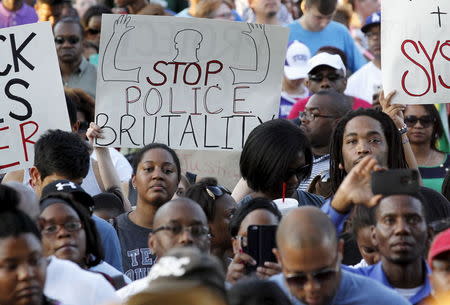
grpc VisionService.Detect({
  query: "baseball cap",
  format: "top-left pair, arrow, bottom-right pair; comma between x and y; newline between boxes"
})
428,228 -> 450,266
284,40 -> 311,80
306,52 -> 346,76
142,247 -> 226,298
361,11 -> 381,33
41,179 -> 94,213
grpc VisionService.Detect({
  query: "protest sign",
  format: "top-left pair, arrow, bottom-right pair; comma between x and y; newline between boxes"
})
95,15 -> 289,150
0,22 -> 70,174
382,1 -> 450,104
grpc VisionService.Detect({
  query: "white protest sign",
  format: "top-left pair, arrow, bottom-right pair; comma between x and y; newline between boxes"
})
382,1 -> 450,104
95,15 -> 288,150
0,22 -> 70,174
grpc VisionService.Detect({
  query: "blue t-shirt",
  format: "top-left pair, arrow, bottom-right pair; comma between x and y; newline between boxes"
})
270,270 -> 411,305
92,215 -> 123,272
287,21 -> 366,73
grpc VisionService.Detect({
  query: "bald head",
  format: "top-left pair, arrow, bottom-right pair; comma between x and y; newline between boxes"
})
310,91 -> 351,118
154,197 -> 208,227
277,206 -> 337,250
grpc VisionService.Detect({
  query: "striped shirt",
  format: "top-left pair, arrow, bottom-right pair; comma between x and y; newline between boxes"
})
298,154 -> 330,191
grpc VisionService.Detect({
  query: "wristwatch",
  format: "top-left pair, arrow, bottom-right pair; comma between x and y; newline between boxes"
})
398,124 -> 408,135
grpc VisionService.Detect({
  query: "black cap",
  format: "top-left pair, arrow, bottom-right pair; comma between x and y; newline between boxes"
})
41,180 -> 94,213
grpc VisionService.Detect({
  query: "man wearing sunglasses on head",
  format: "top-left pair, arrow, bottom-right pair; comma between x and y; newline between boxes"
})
271,206 -> 411,305
287,52 -> 371,120
54,16 -> 97,98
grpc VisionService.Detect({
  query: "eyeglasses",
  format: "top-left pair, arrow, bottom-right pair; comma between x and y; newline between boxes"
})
404,115 -> 435,128
54,36 -> 80,45
284,262 -> 340,288
41,221 -> 83,235
205,185 -> 231,200
86,28 -> 100,35
153,224 -> 211,238
284,164 -> 310,182
299,111 -> 337,121
308,73 -> 343,82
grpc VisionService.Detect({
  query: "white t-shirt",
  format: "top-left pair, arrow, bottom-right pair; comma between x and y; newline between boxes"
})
45,256 -> 119,305
91,148 -> 132,183
90,261 -> 132,284
345,61 -> 382,103
395,285 -> 424,300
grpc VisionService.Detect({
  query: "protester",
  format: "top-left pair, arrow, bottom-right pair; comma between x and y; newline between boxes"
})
81,4 -> 111,47
38,191 -> 131,287
247,0 -> 281,24
404,105 -> 450,193
112,142 -> 181,280
287,52 -> 371,119
288,0 -> 366,73
0,185 -> 61,305
73,0 -> 97,19
345,11 -> 381,103
184,178 -> 236,266
280,40 -> 311,119
35,0 -> 66,25
117,247 -> 226,303
228,278 -> 292,305
190,0 -> 234,20
114,0 -> 153,14
54,17 -> 97,98
271,205 -> 410,305
297,91 -> 351,193
0,0 -> 38,28
172,174 -> 191,199
235,119 -> 324,206
426,228 -> 450,305
227,197 -> 282,283
93,191 -> 126,220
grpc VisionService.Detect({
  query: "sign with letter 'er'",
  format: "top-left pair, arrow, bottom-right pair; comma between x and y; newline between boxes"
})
382,1 -> 450,104
95,15 -> 289,150
0,22 -> 70,174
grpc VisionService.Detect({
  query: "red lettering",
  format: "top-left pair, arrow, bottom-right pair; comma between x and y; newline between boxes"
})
203,85 -> 222,114
167,62 -> 187,84
418,41 -> 440,93
19,120 -> 38,162
146,61 -> 168,86
0,126 -> 20,170
401,40 -> 431,97
183,63 -> 201,85
204,60 -> 223,86
438,40 -> 450,89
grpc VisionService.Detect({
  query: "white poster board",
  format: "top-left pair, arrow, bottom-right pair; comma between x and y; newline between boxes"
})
95,15 -> 289,150
382,1 -> 450,104
0,22 -> 70,174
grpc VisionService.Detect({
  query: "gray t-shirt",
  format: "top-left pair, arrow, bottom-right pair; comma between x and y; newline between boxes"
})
114,212 -> 157,281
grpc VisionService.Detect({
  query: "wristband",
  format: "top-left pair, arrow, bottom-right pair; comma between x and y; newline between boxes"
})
398,124 -> 408,135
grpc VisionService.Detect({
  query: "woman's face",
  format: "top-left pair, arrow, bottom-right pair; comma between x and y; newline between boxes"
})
404,105 -> 434,146
85,15 -> 102,46
211,3 -> 233,20
39,203 -> 87,267
210,194 -> 236,254
232,209 -> 279,254
132,148 -> 180,207
0,233 -> 47,305
268,151 -> 306,199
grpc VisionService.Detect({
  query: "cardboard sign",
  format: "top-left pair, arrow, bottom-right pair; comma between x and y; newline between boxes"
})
95,15 -> 289,150
0,22 -> 70,174
382,1 -> 450,104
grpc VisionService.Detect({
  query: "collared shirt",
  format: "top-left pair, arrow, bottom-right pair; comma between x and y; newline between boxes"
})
0,2 -> 38,28
270,270 -> 411,305
343,261 -> 432,305
64,57 -> 97,98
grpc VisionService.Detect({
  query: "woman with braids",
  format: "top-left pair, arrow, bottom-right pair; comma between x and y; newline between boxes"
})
184,177 -> 236,266
0,184 -> 61,305
39,192 -> 130,288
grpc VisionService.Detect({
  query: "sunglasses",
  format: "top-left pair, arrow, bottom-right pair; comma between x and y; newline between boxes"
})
284,164 -> 310,182
285,264 -> 339,288
86,28 -> 100,35
404,115 -> 435,128
54,36 -> 80,45
308,73 -> 343,82
206,185 -> 231,200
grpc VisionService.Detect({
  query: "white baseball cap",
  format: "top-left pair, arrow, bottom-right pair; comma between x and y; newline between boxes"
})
306,52 -> 347,76
284,41 -> 311,80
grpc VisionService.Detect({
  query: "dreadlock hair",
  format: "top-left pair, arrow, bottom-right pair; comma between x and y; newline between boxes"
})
330,108 -> 408,194
0,185 -> 41,240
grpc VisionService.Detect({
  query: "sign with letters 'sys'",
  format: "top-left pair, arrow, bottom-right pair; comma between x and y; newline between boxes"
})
0,22 -> 70,174
95,15 -> 289,150
382,1 -> 450,104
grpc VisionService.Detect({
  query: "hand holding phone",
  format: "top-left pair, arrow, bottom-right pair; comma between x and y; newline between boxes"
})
371,169 -> 420,196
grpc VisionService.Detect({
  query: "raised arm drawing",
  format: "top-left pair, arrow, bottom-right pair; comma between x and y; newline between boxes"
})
101,15 -> 141,83
229,23 -> 271,85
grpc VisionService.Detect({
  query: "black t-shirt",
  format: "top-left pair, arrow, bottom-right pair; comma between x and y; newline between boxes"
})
114,212 -> 157,281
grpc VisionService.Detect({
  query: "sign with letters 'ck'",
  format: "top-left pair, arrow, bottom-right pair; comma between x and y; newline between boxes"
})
95,15 -> 289,150
0,22 -> 70,174
382,1 -> 450,104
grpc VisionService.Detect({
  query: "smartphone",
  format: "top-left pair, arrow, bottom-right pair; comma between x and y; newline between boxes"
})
245,225 -> 277,273
371,169 -> 420,196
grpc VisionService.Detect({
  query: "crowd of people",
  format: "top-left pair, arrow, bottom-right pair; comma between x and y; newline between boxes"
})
1,0 -> 450,304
